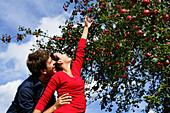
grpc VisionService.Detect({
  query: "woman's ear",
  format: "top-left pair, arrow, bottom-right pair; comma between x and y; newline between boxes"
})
40,69 -> 47,75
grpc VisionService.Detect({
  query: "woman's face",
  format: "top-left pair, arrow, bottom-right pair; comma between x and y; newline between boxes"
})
54,53 -> 72,64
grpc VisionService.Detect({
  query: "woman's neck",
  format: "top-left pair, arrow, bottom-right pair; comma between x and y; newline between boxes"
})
61,63 -> 74,77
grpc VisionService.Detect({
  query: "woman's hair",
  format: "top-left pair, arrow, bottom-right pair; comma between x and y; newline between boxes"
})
27,49 -> 49,77
50,53 -> 63,72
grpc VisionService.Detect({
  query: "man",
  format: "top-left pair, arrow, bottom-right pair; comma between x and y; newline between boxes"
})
7,49 -> 72,113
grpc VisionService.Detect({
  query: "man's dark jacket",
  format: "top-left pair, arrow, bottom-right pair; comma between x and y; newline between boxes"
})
7,75 -> 55,113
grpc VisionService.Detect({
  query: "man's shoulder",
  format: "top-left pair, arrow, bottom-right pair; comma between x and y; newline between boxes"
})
18,76 -> 36,92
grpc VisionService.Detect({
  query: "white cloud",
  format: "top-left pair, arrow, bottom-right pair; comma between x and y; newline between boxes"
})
0,80 -> 22,113
148,110 -> 156,113
0,38 -> 36,82
0,41 -> 34,70
38,12 -> 70,37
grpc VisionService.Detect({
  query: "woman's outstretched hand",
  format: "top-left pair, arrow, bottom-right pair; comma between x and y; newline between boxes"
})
85,16 -> 94,28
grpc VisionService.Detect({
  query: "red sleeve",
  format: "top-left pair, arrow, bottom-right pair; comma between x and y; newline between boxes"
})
71,38 -> 87,77
34,73 -> 60,112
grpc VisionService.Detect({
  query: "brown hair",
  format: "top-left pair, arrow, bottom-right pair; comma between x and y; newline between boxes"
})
27,49 -> 50,77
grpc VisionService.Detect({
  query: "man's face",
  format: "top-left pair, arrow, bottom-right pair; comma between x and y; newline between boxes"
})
46,56 -> 56,76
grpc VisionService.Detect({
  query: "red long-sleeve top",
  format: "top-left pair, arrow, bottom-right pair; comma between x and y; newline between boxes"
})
35,38 -> 87,113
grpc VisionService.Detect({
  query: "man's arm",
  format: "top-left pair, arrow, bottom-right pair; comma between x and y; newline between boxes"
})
34,93 -> 72,113
16,86 -> 35,113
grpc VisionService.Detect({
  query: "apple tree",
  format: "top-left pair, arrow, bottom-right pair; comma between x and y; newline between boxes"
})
1,0 -> 170,112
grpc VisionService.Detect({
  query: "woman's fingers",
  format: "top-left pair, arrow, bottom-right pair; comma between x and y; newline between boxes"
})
62,98 -> 72,104
58,93 -> 72,105
61,96 -> 72,104
62,95 -> 72,99
60,93 -> 69,98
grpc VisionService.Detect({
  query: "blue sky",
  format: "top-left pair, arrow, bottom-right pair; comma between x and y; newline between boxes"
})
0,0 -> 156,113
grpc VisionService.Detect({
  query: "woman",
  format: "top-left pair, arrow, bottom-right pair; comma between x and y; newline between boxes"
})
33,16 -> 94,113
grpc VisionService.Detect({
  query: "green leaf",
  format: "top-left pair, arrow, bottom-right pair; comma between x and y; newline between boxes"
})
152,58 -> 158,63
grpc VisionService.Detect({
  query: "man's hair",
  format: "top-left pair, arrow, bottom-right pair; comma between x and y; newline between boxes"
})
27,49 -> 50,77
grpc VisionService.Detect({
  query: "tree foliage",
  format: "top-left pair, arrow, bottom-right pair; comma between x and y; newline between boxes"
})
1,0 -> 170,112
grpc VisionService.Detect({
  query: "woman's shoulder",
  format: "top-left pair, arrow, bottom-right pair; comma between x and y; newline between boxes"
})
52,71 -> 64,77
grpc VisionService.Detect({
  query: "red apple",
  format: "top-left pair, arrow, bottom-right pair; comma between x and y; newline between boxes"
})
125,61 -> 130,66
143,10 -> 150,16
115,43 -> 120,47
107,62 -> 111,66
143,0 -> 149,5
116,62 -> 120,65
153,10 -> 158,15
122,74 -> 127,79
132,59 -> 136,64
133,25 -> 138,29
67,31 -> 70,35
166,42 -> 170,45
64,7 -> 67,11
53,37 -> 57,40
166,60 -> 169,64
6,37 -> 10,41
115,75 -> 118,78
105,29 -> 109,32
102,2 -> 106,6
145,53 -> 151,57
152,38 -> 155,42
99,6 -> 103,9
153,28 -> 156,31
155,45 -> 158,47
126,32 -> 130,35
157,62 -> 163,68
137,30 -> 143,35
121,9 -> 126,13
88,8 -> 92,13
127,15 -> 132,21
145,37 -> 149,41
1,38 -> 5,41
122,67 -> 127,71
162,14 -> 169,21
116,5 -> 120,9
